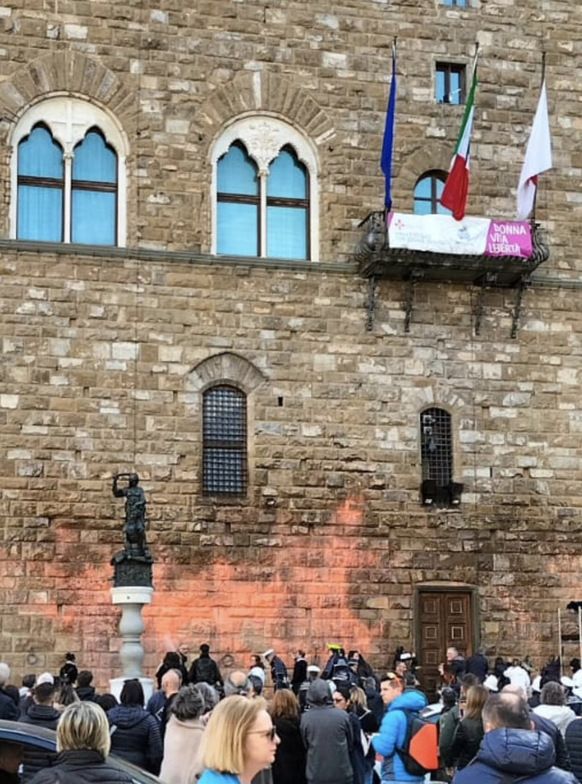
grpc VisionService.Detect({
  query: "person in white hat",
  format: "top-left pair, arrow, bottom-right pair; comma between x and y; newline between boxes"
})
484,674 -> 499,692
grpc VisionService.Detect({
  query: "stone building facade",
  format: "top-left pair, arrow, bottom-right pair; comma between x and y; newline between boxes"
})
0,0 -> 581,688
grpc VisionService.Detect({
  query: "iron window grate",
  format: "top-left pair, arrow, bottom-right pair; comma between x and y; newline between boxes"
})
420,408 -> 453,487
203,385 -> 248,496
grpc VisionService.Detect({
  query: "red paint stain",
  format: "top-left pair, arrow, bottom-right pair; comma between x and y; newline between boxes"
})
6,495 -> 385,687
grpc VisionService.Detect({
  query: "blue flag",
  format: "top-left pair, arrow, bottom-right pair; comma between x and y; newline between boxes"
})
381,43 -> 397,210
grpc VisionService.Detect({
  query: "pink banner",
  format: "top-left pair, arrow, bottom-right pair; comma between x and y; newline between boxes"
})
484,221 -> 532,259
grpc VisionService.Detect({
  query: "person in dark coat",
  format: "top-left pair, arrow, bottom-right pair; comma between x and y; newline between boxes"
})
188,645 -> 222,688
270,688 -> 307,784
156,651 -> 188,689
301,679 -> 354,784
446,647 -> 466,679
565,718 -> 582,781
348,651 -> 376,687
502,685 -> 572,772
28,701 -> 134,784
349,685 -> 378,784
0,742 -> 23,784
75,670 -> 98,702
20,682 -> 62,780
59,653 -> 78,686
465,647 -> 489,683
438,687 -> 460,782
264,649 -> 288,692
106,679 -> 163,775
0,664 -> 19,721
447,684 -> 488,770
452,691 -> 579,784
333,685 -> 365,784
291,651 -> 308,696
21,682 -> 60,729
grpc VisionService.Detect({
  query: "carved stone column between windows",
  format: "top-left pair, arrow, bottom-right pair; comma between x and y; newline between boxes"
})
259,169 -> 268,258
63,152 -> 73,244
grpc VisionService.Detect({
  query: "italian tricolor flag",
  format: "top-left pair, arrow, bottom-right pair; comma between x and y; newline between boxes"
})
440,58 -> 478,221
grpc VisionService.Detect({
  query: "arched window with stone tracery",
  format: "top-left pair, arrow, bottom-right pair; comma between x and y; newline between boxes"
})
211,116 -> 318,261
11,97 -> 128,246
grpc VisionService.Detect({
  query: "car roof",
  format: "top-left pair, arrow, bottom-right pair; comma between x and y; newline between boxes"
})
0,720 -> 161,784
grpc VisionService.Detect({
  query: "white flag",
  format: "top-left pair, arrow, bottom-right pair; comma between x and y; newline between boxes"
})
516,80 -> 552,221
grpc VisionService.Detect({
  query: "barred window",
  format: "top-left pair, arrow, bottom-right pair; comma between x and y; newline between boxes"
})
203,385 -> 247,496
420,408 -> 453,486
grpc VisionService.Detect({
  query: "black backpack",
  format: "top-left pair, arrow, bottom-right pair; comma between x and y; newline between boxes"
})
194,656 -> 216,684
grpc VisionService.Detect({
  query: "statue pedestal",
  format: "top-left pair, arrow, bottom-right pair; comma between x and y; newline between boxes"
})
109,586 -> 154,702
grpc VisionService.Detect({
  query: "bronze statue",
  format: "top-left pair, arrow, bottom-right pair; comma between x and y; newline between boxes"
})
112,472 -> 151,561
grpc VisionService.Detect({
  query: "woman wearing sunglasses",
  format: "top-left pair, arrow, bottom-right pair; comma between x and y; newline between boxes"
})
198,695 -> 280,784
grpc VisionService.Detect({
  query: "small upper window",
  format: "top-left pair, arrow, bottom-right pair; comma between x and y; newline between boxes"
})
436,63 -> 466,105
202,385 -> 248,496
414,171 -> 451,216
211,116 -> 319,261
441,0 -> 467,6
11,97 -> 127,246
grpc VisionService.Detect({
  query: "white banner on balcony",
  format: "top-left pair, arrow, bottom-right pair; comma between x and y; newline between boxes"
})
387,212 -> 533,259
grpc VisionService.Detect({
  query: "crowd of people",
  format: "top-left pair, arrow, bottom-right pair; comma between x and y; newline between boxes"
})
2,643 -> 582,784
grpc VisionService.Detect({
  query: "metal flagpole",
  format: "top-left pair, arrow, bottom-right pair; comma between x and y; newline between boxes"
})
558,605 -> 563,677
578,606 -> 582,666
531,50 -> 546,223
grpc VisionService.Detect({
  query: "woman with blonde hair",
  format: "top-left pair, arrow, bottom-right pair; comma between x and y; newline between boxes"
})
446,684 -> 489,771
269,689 -> 306,784
198,695 -> 280,784
28,701 -> 133,783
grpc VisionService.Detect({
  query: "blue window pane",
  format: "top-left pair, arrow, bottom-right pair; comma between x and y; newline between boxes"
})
267,149 -> 306,199
267,206 -> 307,260
17,185 -> 62,241
449,72 -> 461,105
217,202 -> 258,256
437,201 -> 452,216
18,126 -> 63,179
73,131 -> 117,183
71,190 -> 116,245
218,144 -> 258,196
436,70 -> 446,103
413,199 -> 433,216
414,177 -> 431,199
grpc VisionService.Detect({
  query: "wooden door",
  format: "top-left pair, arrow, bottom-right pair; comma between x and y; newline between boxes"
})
418,590 -> 473,698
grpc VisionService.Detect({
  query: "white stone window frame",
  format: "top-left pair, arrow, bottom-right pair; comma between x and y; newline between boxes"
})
210,114 -> 320,262
9,95 -> 128,247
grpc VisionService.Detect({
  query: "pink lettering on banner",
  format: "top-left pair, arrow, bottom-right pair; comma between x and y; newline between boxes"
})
485,221 -> 532,259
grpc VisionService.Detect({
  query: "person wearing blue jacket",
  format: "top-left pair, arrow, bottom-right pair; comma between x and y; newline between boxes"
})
371,673 -> 428,784
452,692 -> 578,784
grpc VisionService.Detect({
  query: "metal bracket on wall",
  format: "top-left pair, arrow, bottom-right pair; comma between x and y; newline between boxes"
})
474,273 -> 498,337
404,270 -> 423,333
511,274 -> 531,339
365,275 -> 377,332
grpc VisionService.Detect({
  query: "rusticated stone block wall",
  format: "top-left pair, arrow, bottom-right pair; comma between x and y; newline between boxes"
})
0,0 -> 581,686
2,249 -> 582,686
